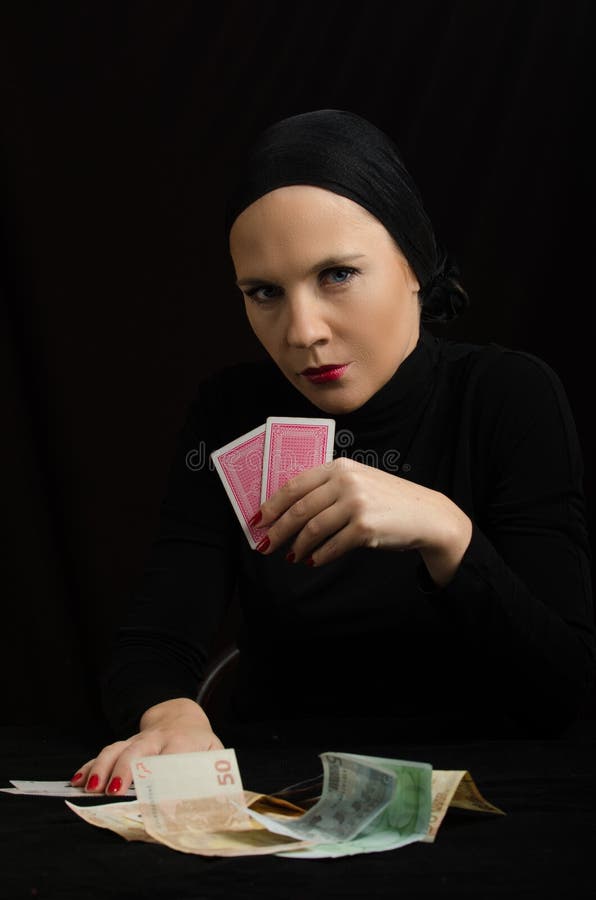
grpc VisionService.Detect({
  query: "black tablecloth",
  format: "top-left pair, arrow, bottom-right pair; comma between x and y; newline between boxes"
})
1,719 -> 595,899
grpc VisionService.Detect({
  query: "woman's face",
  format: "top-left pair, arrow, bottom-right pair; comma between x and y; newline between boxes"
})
229,185 -> 421,415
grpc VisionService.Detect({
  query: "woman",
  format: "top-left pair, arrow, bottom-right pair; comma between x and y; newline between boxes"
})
71,109 -> 595,796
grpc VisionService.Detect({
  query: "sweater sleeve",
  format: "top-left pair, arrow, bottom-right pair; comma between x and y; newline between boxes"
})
415,350 -> 595,733
100,371 -> 240,738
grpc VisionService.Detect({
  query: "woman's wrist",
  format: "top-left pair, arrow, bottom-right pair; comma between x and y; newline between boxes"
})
417,495 -> 473,588
139,696 -> 211,731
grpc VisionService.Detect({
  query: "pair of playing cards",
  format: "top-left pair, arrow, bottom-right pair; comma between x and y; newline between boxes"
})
210,417 -> 336,549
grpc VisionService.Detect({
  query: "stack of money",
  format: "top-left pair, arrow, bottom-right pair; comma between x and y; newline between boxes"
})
62,749 -> 504,859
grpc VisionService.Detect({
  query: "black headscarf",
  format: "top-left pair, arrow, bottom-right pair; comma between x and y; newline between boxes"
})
224,108 -> 469,324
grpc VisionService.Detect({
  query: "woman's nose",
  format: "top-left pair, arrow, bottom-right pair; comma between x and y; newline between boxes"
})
284,295 -> 331,349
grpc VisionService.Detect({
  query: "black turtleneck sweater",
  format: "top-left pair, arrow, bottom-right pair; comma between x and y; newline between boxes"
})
101,326 -> 595,739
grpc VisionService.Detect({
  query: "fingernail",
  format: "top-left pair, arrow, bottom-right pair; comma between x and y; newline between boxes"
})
87,774 -> 99,791
71,772 -> 83,784
305,556 -> 315,567
256,536 -> 270,553
249,510 -> 262,526
107,776 -> 122,795
285,551 -> 295,563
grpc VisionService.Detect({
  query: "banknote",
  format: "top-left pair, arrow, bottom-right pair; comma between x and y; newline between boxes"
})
423,769 -> 505,843
260,752 -> 433,859
130,749 -> 311,856
133,748 -> 248,832
65,799 -> 156,843
66,789 -> 308,853
245,752 -> 399,842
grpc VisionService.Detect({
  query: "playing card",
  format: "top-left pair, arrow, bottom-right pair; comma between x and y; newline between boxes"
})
210,424 -> 270,549
261,417 -> 336,503
2,780 -> 136,797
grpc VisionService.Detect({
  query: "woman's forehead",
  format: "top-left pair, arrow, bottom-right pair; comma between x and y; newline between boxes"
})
230,187 -> 383,249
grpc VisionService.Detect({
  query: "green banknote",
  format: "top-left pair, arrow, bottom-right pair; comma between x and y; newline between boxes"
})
245,751 -> 432,858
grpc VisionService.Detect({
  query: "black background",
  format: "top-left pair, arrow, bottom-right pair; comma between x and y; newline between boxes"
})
1,1 -> 594,734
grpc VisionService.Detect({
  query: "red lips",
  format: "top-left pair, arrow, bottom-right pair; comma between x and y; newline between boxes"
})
301,364 -> 347,374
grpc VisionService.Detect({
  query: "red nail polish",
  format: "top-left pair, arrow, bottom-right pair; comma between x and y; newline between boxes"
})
256,536 -> 270,553
249,510 -> 262,526
285,551 -> 296,563
107,776 -> 122,794
305,556 -> 315,567
71,772 -> 83,783
87,774 -> 99,791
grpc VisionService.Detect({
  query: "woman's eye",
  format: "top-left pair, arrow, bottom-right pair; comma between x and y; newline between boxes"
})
245,266 -> 359,304
325,267 -> 356,285
246,287 -> 275,300
246,285 -> 278,302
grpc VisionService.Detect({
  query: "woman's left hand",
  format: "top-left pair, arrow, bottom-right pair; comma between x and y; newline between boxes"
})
251,457 -> 471,569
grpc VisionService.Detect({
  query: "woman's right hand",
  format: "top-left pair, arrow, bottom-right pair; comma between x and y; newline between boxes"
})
70,697 -> 224,796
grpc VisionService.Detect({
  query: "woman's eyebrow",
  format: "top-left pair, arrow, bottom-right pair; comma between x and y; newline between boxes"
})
235,253 -> 367,288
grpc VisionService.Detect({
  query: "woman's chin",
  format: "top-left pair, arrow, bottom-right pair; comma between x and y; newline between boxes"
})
293,381 -> 367,416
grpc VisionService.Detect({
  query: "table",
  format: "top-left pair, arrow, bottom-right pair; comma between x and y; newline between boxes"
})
1,719 -> 595,899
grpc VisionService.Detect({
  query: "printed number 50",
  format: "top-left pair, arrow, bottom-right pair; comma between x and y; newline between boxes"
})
215,758 -> 235,786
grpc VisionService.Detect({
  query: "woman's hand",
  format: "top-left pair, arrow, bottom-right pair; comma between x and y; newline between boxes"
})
69,698 -> 223,796
252,457 -> 472,584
